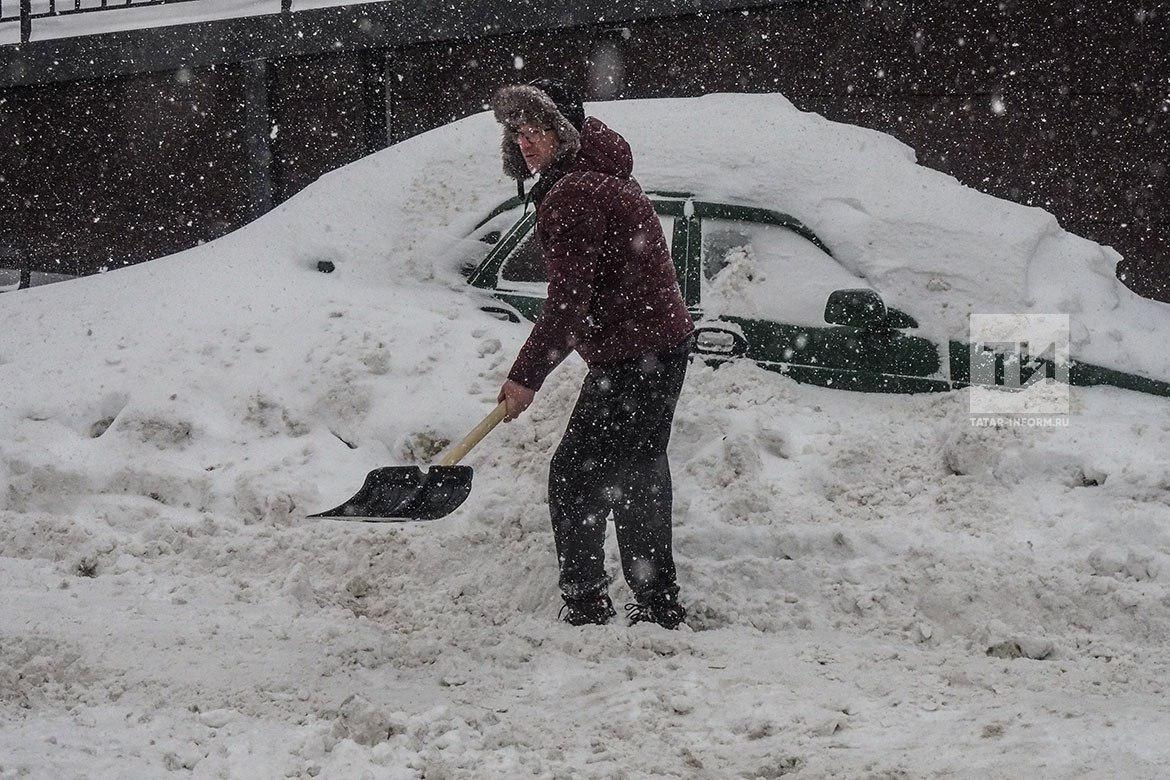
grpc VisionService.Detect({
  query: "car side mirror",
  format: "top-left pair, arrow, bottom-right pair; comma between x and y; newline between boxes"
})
824,289 -> 888,328
824,289 -> 918,330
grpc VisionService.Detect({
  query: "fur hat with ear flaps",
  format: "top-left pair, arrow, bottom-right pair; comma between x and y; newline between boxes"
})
490,81 -> 583,182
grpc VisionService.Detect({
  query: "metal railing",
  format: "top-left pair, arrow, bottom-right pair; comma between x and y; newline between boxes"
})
1,0 -> 293,44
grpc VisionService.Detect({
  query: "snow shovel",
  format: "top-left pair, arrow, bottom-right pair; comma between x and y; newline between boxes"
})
310,401 -> 508,522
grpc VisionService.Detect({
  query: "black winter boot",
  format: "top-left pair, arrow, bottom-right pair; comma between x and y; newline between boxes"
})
558,592 -> 617,626
625,593 -> 687,630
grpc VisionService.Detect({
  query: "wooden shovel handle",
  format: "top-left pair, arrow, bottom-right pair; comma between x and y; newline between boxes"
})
437,401 -> 508,467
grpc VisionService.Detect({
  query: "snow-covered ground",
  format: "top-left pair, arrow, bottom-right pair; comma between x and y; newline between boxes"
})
2,95 -> 1169,777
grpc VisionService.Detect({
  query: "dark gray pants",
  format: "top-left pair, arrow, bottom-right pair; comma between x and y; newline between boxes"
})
548,338 -> 690,602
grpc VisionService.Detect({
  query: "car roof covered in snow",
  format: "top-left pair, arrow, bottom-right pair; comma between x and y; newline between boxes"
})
465,94 -> 1167,381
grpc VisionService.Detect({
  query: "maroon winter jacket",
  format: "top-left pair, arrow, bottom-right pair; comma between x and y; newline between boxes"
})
507,118 -> 695,391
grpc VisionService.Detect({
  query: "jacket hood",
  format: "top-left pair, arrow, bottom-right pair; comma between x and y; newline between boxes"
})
526,118 -> 634,206
568,118 -> 633,180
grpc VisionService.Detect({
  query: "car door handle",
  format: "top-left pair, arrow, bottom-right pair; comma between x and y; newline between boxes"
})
693,326 -> 748,358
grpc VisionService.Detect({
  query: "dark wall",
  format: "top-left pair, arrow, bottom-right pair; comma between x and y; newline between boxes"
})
0,52 -> 385,275
2,0 -> 1167,300
1,67 -> 252,275
268,50 -> 385,201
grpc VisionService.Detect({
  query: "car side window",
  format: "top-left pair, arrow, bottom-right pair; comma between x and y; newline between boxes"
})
498,215 -> 676,288
702,222 -> 753,281
656,216 -> 677,276
699,218 -> 866,327
500,236 -> 546,284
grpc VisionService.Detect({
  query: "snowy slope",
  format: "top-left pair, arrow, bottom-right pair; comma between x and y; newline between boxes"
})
2,95 -> 1169,777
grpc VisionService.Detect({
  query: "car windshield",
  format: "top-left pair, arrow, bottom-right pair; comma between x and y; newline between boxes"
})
456,205 -> 529,278
700,218 -> 867,327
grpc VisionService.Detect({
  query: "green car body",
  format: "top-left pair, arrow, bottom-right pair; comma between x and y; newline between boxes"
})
466,193 -> 1170,400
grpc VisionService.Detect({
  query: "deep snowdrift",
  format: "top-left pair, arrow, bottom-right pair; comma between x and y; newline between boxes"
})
2,95 -> 1169,777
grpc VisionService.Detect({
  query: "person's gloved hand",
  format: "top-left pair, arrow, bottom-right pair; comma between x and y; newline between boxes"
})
498,379 -> 536,421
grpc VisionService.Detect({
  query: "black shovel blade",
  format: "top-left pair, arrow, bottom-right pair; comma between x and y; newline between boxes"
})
309,465 -> 473,522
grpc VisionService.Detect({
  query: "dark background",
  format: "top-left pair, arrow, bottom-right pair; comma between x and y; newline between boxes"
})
1,0 -> 1166,300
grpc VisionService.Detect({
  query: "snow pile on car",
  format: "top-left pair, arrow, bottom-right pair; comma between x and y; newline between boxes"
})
1,94 -> 1169,776
598,94 -> 1168,382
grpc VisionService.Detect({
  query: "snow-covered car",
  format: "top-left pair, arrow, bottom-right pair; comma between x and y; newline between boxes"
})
464,192 -> 1170,400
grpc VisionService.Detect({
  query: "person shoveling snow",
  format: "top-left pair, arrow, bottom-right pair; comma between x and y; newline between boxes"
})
491,79 -> 695,629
